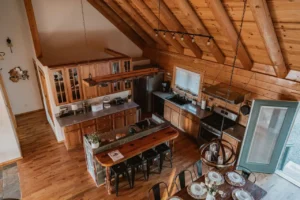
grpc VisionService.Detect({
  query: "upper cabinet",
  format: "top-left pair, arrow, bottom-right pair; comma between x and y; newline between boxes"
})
111,60 -> 121,74
49,68 -> 69,105
80,64 -> 98,99
65,66 -> 83,103
122,59 -> 132,72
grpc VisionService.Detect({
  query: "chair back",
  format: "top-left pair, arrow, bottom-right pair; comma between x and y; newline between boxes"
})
193,160 -> 203,178
148,182 -> 170,200
237,165 -> 256,183
174,169 -> 194,191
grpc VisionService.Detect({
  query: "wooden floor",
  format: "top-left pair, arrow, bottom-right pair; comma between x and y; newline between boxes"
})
16,110 -> 300,200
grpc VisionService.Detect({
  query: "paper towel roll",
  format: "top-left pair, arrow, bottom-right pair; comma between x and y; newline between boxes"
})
71,104 -> 78,111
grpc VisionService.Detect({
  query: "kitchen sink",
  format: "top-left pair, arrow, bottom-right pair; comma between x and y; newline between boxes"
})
167,95 -> 191,106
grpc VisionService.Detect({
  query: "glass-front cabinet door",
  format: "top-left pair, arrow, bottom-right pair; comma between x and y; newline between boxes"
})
124,79 -> 132,90
122,59 -> 131,72
112,81 -> 123,93
111,61 -> 120,74
50,68 -> 69,105
238,100 -> 299,173
65,66 -> 82,102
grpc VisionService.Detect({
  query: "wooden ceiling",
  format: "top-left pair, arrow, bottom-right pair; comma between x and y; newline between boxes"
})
88,0 -> 300,79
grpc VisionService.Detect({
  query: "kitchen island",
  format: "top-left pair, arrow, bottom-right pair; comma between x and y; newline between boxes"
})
83,114 -> 178,191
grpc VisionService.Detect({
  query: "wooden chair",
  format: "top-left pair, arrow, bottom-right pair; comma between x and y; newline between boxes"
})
147,182 -> 170,200
237,165 -> 256,183
193,160 -> 203,179
173,169 -> 194,191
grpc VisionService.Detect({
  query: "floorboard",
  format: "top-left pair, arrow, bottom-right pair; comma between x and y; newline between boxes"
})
16,110 -> 300,199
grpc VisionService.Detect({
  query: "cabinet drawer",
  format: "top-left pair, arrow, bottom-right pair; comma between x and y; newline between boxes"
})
125,108 -> 136,115
181,109 -> 200,122
64,124 -> 80,132
97,115 -> 111,123
81,119 -> 95,127
165,101 -> 180,113
82,124 -> 96,135
113,111 -> 125,118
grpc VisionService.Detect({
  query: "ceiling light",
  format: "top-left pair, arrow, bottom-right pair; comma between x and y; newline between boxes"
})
163,32 -> 166,38
207,38 -> 211,45
172,33 -> 176,39
192,36 -> 195,43
181,34 -> 184,41
155,32 -> 158,37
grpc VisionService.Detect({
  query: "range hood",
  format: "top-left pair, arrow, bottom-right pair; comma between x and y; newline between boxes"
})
203,83 -> 249,104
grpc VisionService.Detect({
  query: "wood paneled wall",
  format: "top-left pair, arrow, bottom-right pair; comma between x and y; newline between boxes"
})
144,48 -> 300,126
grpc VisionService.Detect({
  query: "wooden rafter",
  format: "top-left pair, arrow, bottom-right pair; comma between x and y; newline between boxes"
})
23,0 -> 42,57
150,0 -> 203,58
108,0 -> 169,50
101,0 -> 155,47
104,48 -> 129,57
206,0 -> 253,70
129,0 -> 184,54
88,0 -> 146,49
173,0 -> 225,64
249,0 -> 288,78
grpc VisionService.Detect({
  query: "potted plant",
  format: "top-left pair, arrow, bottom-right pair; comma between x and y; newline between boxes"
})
89,133 -> 100,149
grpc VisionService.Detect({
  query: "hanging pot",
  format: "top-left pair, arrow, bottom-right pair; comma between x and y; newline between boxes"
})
240,105 -> 251,115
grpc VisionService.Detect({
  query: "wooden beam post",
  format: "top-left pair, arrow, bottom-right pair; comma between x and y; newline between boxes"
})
173,0 -> 225,64
87,0 -> 146,49
101,0 -> 155,47
206,0 -> 253,70
151,0 -> 203,58
249,0 -> 288,78
23,0 -> 42,58
129,0 -> 184,54
110,0 -> 169,50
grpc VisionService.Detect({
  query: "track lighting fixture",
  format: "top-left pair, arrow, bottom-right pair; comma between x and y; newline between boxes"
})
163,32 -> 166,38
192,36 -> 195,43
172,33 -> 176,39
207,38 -> 211,45
181,34 -> 184,41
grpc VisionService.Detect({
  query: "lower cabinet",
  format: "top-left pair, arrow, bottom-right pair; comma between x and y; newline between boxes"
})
64,128 -> 82,150
164,105 -> 171,121
164,101 -> 180,127
222,133 -> 241,164
170,110 -> 180,127
180,110 -> 200,138
97,115 -> 112,133
113,111 -> 125,129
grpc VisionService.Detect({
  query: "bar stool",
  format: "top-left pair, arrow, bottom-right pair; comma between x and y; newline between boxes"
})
127,155 -> 146,187
155,143 -> 172,173
110,162 -> 131,196
142,149 -> 159,180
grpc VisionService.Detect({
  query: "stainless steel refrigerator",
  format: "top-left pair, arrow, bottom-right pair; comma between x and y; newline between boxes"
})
133,72 -> 164,113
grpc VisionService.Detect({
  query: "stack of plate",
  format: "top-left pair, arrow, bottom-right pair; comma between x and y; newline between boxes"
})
207,171 -> 224,185
167,196 -> 183,200
225,171 -> 246,187
232,189 -> 254,200
187,183 -> 207,199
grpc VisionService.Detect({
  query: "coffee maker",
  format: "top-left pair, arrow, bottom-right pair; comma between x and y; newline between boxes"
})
161,81 -> 170,92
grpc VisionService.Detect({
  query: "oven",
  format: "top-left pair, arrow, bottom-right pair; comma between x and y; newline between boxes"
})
199,122 -> 220,142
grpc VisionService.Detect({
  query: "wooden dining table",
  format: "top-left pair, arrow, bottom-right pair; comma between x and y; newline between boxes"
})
95,126 -> 179,195
172,170 -> 267,200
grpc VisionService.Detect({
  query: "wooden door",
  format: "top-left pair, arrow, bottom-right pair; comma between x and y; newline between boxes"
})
81,125 -> 96,135
65,66 -> 83,102
113,111 -> 125,129
80,64 -> 97,99
126,113 -> 136,126
64,129 -> 82,150
95,62 -> 112,96
124,79 -> 132,91
49,68 -> 69,105
0,73 -> 17,128
164,105 -> 171,121
38,69 -> 53,123
111,60 -> 121,74
97,115 -> 112,133
111,81 -> 123,93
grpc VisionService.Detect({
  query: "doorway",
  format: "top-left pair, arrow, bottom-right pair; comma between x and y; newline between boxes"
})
276,110 -> 300,187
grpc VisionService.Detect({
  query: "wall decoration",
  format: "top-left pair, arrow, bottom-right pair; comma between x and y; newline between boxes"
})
0,52 -> 5,60
8,67 -> 29,82
6,37 -> 13,53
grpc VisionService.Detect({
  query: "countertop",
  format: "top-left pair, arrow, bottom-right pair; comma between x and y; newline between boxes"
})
153,91 -> 211,119
223,124 -> 246,142
56,102 -> 139,127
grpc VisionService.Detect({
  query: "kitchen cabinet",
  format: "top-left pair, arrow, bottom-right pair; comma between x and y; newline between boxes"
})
112,81 -> 123,93
124,79 -> 132,91
171,110 -> 180,127
111,60 -> 121,74
49,68 -> 69,105
64,124 -> 82,150
125,108 -> 137,125
97,115 -> 112,133
95,62 -> 112,96
164,105 -> 171,121
222,133 -> 241,164
122,59 -> 132,72
81,119 -> 96,135
180,110 -> 200,138
65,66 -> 83,102
164,101 -> 180,127
113,111 -> 125,129
80,64 -> 98,99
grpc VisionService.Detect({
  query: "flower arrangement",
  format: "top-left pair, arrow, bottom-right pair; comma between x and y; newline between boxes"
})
88,133 -> 100,149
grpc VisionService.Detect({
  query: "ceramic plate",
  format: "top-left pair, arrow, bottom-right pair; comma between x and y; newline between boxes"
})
187,183 -> 207,199
167,196 -> 183,200
225,171 -> 246,187
207,171 -> 224,185
232,189 -> 254,200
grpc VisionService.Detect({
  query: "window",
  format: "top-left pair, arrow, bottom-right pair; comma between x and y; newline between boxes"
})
175,67 -> 201,96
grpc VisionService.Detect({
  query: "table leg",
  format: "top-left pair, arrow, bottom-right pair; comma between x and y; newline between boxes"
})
170,139 -> 175,153
106,167 -> 112,195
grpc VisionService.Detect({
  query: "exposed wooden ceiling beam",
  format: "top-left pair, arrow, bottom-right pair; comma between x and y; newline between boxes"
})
249,0 -> 288,78
88,0 -> 146,50
23,0 -> 42,58
102,0 -> 155,47
173,0 -> 225,64
129,0 -> 184,54
104,48 -> 129,57
150,0 -> 203,58
206,0 -> 253,70
109,0 -> 169,50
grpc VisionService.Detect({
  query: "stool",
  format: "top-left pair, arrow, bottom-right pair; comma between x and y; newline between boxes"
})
142,149 -> 159,180
127,155 -> 146,187
110,162 -> 131,196
155,143 -> 172,173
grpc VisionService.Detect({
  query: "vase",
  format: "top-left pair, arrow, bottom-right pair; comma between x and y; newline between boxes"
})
206,193 -> 215,200
92,142 -> 99,149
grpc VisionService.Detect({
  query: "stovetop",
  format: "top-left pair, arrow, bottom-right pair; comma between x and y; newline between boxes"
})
200,113 -> 236,131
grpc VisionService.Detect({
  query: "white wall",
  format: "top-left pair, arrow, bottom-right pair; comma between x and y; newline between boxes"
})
0,0 -> 43,115
32,0 -> 142,63
0,86 -> 22,163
